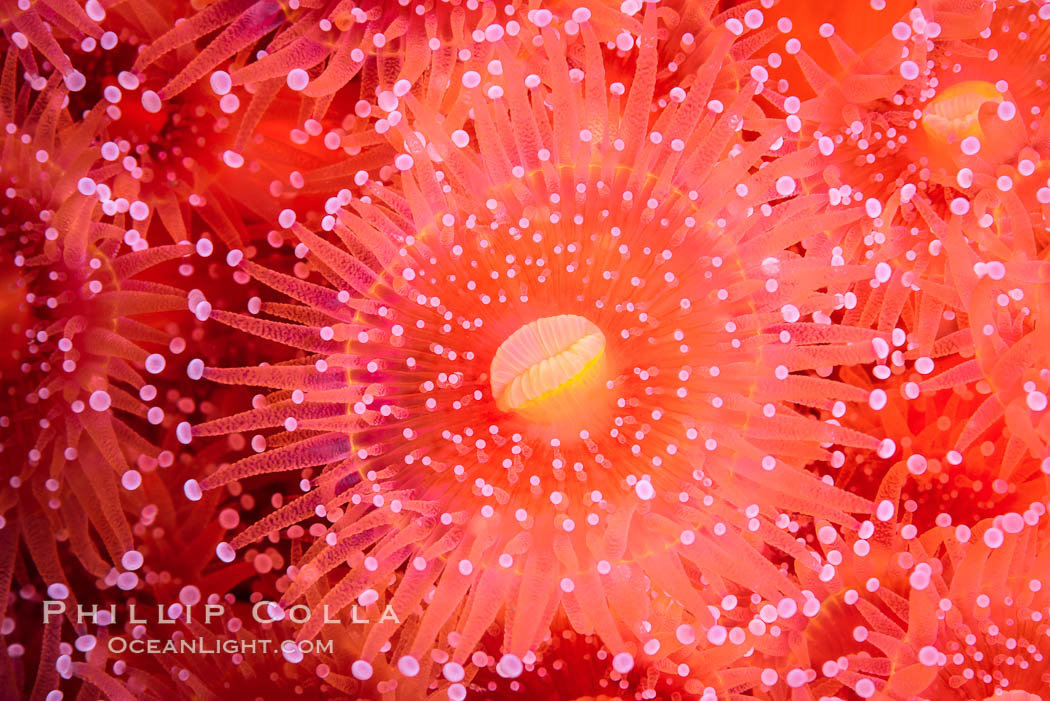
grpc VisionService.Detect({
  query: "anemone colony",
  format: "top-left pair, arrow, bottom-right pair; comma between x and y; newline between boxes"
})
1,0 -> 1049,699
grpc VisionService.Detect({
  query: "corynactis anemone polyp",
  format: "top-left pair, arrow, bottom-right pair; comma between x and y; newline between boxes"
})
753,0 -> 1050,533
732,461 -> 1049,700
0,71 -> 203,610
918,514 -> 1050,700
123,0 -> 693,231
771,0 -> 1049,253
178,5 -> 900,695
831,362 -> 1050,533
814,254 -> 1050,531
825,198 -> 1050,533
784,0 -> 1050,275
127,0 -> 566,161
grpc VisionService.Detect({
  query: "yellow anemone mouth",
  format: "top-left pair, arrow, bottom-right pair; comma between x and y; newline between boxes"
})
489,314 -> 608,424
921,80 -> 1002,144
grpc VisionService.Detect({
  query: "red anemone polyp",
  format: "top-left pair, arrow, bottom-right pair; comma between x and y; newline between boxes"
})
746,452 -> 1050,700
128,0 -> 583,159
763,1 -> 1050,534
180,4 -> 896,695
0,71 -> 200,608
788,0 -> 1050,253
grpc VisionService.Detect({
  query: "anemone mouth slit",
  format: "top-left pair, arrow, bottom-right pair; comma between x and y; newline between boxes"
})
920,80 -> 1003,145
490,314 -> 609,426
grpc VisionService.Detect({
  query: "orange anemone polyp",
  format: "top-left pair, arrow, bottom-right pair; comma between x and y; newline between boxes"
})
490,314 -> 608,426
187,6 -> 892,691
